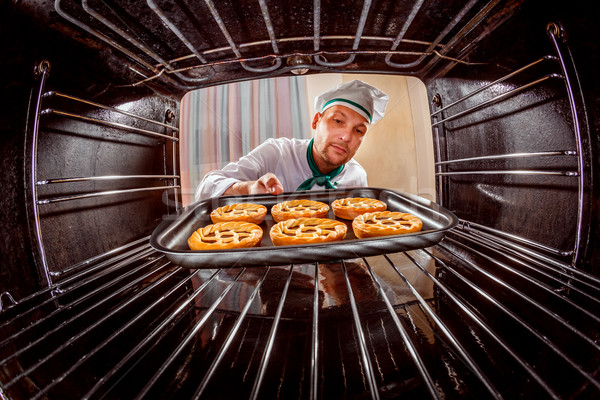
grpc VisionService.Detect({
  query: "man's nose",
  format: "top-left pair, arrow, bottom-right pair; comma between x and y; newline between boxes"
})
339,127 -> 352,141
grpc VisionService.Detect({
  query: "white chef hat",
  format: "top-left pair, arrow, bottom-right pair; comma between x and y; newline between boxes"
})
314,79 -> 389,124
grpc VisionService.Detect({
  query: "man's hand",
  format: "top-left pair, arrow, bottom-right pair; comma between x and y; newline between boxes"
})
223,173 -> 284,196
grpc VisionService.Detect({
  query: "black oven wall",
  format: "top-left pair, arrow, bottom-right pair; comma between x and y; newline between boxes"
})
425,0 -> 599,275
1,3 -> 180,300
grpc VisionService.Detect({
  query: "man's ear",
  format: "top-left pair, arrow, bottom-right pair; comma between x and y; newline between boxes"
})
311,112 -> 321,129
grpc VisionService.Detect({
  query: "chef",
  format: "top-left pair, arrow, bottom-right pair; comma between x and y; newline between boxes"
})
195,79 -> 389,200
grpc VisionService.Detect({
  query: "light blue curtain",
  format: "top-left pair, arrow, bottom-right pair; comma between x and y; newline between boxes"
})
181,76 -> 310,205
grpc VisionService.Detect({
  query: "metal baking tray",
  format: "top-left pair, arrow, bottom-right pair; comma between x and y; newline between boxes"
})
150,188 -> 458,268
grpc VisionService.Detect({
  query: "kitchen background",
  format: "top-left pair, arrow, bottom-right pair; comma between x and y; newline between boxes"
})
179,74 -> 435,205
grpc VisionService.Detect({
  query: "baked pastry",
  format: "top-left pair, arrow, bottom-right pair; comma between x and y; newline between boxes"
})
271,199 -> 329,222
331,197 -> 387,220
188,222 -> 263,250
270,218 -> 347,246
352,211 -> 423,238
210,203 -> 267,224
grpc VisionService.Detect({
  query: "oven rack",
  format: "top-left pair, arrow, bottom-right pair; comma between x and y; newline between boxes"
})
456,219 -> 574,260
29,61 -> 180,288
451,224 -> 600,293
53,0 -> 497,90
0,237 -> 599,399
430,24 -> 590,268
34,75 -> 180,206
431,55 -> 576,176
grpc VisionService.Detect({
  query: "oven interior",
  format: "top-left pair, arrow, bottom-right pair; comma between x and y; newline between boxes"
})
1,0 -> 599,399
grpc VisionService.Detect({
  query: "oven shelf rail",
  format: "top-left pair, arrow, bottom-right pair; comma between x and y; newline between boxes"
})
449,229 -> 600,309
40,108 -> 177,142
0,236 -> 152,317
434,150 -> 579,177
2,239 -> 599,399
431,72 -> 564,127
0,239 -> 156,329
430,55 -> 559,122
35,88 -> 181,206
457,218 -> 574,260
43,91 -> 179,132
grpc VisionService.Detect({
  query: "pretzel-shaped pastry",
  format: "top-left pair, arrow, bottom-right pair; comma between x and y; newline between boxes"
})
188,222 -> 263,250
332,197 -> 387,220
271,199 -> 329,222
270,218 -> 347,246
352,211 -> 423,239
210,203 -> 267,224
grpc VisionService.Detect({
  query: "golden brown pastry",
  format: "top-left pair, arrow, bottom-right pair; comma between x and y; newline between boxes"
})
188,221 -> 263,250
352,211 -> 423,239
270,218 -> 347,246
331,197 -> 387,220
210,203 -> 267,224
271,199 -> 329,222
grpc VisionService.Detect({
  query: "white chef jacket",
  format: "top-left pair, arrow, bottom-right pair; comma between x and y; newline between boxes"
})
195,137 -> 367,200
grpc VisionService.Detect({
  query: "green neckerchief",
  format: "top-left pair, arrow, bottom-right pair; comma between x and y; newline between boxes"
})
296,138 -> 344,191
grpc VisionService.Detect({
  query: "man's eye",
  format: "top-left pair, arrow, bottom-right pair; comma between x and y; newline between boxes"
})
334,119 -> 342,124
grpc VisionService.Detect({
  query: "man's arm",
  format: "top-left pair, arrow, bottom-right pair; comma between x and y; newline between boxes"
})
195,139 -> 285,200
222,173 -> 284,196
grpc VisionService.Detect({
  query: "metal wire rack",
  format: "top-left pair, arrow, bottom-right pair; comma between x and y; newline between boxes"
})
1,237 -> 599,399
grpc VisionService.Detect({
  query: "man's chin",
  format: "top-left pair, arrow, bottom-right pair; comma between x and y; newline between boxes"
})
318,147 -> 350,170
323,156 -> 348,170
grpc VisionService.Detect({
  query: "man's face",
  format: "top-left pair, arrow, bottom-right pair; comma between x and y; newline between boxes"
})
311,105 -> 369,173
